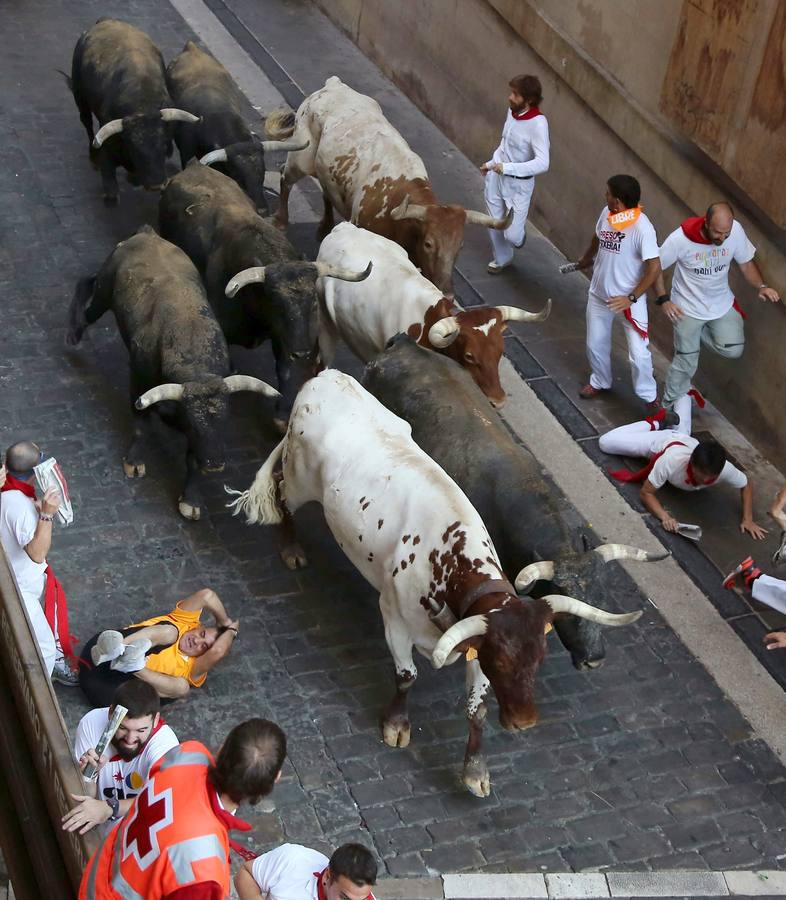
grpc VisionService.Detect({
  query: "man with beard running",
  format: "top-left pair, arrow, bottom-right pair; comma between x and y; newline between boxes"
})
63,680 -> 178,835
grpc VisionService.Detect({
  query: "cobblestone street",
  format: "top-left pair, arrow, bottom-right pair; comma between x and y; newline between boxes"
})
1,0 -> 785,884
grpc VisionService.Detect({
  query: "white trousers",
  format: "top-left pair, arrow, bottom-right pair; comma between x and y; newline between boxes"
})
586,292 -> 657,401
598,393 -> 692,457
24,585 -> 56,677
752,575 -> 786,616
484,171 -> 534,266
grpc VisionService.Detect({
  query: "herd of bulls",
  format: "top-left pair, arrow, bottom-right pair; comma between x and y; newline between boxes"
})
63,18 -> 669,796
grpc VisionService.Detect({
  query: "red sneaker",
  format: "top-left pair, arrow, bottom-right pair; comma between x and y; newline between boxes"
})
578,384 -> 609,400
722,556 -> 754,590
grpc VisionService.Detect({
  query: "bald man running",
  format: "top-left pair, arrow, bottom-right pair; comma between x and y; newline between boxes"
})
654,202 -> 780,415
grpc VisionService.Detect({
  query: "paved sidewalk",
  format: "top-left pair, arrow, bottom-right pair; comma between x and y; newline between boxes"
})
0,0 -> 785,884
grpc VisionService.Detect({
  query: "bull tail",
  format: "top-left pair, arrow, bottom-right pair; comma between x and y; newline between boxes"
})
264,107 -> 296,140
56,68 -> 73,92
224,437 -> 286,525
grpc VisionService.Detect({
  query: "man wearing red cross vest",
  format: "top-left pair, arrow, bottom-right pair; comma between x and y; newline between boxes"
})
79,718 -> 287,900
0,440 -> 77,684
598,391 -> 766,538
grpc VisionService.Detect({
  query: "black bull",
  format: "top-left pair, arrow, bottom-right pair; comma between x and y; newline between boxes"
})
363,334 -> 665,669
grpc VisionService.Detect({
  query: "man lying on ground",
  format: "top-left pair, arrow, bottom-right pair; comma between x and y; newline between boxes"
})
599,390 -> 766,539
62,679 -> 178,835
78,588 -> 238,705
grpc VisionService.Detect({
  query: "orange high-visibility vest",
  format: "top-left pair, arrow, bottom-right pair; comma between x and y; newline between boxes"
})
79,741 -> 230,900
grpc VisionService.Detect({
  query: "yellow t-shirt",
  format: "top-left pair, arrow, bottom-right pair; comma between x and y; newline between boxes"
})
130,602 -> 208,687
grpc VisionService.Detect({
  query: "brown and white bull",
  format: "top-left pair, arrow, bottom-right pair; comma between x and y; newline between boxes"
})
317,223 -> 550,407
227,370 -> 642,796
267,76 -> 511,295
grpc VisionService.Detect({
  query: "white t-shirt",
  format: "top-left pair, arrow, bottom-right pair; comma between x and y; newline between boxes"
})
659,220 -> 755,320
590,207 -> 659,301
488,109 -> 550,180
0,489 -> 47,604
648,434 -> 747,492
251,844 -> 376,900
74,707 -> 178,805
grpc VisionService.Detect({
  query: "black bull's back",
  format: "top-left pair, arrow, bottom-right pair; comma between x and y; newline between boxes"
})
362,334 -> 608,668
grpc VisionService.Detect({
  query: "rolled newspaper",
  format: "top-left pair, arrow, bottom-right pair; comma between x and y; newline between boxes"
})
676,522 -> 702,542
558,262 -> 582,275
33,457 -> 73,526
82,705 -> 129,781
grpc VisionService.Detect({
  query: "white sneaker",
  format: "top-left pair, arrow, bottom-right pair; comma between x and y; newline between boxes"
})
110,638 -> 151,673
52,659 -> 79,686
487,259 -> 512,274
91,630 -> 125,666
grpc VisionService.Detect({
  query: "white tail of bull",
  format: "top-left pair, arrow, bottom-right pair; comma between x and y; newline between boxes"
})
264,108 -> 296,141
224,438 -> 286,525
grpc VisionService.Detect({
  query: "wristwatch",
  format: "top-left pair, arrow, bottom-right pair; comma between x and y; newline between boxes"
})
627,292 -> 637,304
656,293 -> 670,306
106,795 -> 121,822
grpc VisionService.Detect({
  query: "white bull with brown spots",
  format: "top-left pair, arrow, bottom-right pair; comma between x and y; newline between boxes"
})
267,76 -> 511,296
227,369 -> 641,796
317,223 -> 550,407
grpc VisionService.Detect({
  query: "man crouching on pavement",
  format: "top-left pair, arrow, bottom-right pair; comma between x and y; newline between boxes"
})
78,588 -> 239,705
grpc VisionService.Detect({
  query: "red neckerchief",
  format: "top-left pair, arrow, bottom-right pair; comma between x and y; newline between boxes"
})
512,106 -> 541,120
610,440 -> 687,483
207,783 -> 255,861
108,716 -> 168,762
623,308 -> 648,340
681,216 -> 712,244
0,473 -> 36,499
685,462 -> 717,488
313,868 -> 375,900
1,474 -> 77,660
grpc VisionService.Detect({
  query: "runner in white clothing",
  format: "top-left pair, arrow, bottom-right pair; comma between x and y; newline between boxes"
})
235,842 -> 377,900
571,175 -> 661,407
62,680 -> 178,835
481,74 -> 549,273
654,202 -> 780,410
599,391 -> 767,538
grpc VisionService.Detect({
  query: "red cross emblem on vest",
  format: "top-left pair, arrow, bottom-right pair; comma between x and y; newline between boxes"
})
123,780 -> 174,870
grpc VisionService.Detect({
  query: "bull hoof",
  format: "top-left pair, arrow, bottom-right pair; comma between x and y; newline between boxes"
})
122,460 -> 146,478
462,757 -> 491,798
575,656 -> 606,671
382,718 -> 411,749
280,543 -> 307,570
272,417 -> 288,435
178,498 -> 202,521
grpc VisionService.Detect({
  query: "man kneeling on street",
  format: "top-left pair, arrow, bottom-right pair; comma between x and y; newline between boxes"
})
78,588 -> 239,705
599,391 -> 766,538
62,680 -> 178,835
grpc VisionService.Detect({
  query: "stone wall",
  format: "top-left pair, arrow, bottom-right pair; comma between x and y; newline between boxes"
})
310,0 -> 786,462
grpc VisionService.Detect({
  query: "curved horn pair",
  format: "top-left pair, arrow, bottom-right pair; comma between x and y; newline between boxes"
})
93,108 -> 200,148
498,298 -> 552,323
390,195 -> 511,231
135,375 -> 279,409
199,148 -> 228,166
427,317 -> 460,349
226,261 -> 372,297
259,138 -> 309,153
514,561 -> 555,594
543,595 -> 642,627
432,616 -> 488,669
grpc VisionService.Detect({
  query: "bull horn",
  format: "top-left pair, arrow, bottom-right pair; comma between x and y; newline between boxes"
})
514,561 -> 555,594
259,138 -> 310,153
314,261 -> 373,283
135,383 -> 184,409
427,317 -> 460,349
160,108 -> 201,124
223,375 -> 280,398
390,195 -> 428,222
594,544 -> 670,564
199,148 -> 228,166
226,267 -> 266,297
542,595 -> 643,627
465,206 -> 514,230
92,118 -> 124,148
432,615 -> 488,669
498,298 -> 552,324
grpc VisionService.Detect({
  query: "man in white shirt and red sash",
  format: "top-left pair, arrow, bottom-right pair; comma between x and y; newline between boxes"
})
0,440 -> 77,684
481,74 -> 550,273
62,680 -> 179,836
235,841 -> 377,900
599,391 -> 766,538
655,203 -> 780,415
573,175 -> 662,410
